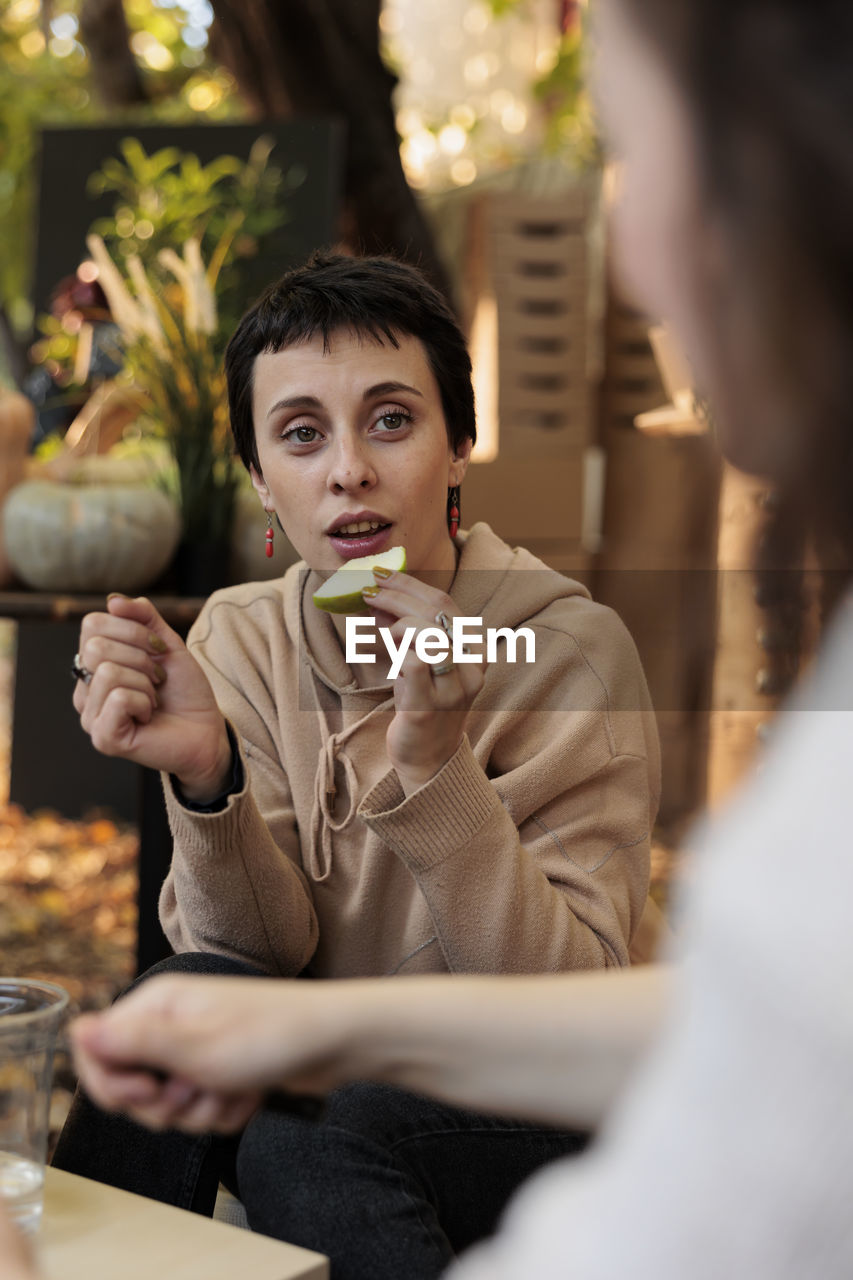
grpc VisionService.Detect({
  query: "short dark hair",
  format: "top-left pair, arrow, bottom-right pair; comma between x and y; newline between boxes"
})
225,252 -> 476,474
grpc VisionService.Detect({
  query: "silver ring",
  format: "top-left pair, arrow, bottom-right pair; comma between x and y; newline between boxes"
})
435,611 -> 453,638
432,660 -> 455,677
71,652 -> 94,685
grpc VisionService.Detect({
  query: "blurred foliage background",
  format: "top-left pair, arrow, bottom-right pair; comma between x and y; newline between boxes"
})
0,0 -> 595,386
0,0 -> 243,373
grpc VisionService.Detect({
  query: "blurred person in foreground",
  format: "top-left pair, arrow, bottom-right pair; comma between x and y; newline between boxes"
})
69,0 -> 853,1274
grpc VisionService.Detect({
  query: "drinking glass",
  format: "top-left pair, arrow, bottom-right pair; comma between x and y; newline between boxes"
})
0,979 -> 69,1233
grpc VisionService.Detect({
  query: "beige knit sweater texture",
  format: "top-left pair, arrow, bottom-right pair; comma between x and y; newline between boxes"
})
159,523 -> 661,979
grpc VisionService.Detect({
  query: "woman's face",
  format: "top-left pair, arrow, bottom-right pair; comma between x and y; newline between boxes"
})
250,329 -> 471,578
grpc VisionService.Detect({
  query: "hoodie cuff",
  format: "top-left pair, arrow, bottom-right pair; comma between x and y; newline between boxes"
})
358,736 -> 500,872
162,722 -> 250,824
169,722 -> 245,813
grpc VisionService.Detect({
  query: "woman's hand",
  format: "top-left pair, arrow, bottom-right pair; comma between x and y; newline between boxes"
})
73,595 -> 232,803
364,570 -> 485,795
69,976 -> 335,1135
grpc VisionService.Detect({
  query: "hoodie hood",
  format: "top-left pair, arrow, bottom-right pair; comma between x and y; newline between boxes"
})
448,522 -> 590,632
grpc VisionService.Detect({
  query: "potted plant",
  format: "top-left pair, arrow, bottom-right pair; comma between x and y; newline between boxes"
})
79,139 -> 288,594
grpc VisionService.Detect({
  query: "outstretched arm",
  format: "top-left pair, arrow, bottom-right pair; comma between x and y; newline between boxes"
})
70,965 -> 672,1135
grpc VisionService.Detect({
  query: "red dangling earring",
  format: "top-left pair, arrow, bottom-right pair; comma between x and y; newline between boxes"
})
447,486 -> 460,539
265,512 -> 275,558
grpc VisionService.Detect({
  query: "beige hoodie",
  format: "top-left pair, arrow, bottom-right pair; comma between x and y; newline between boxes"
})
160,523 -> 661,978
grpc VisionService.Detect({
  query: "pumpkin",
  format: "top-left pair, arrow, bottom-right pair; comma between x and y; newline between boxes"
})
0,388 -> 36,587
3,479 -> 181,593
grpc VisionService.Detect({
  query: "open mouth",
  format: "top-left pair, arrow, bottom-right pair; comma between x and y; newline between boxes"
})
328,518 -> 394,561
334,520 -> 391,540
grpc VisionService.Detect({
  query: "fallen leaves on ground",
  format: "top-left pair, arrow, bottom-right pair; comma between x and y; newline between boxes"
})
0,802 -> 139,1149
0,802 -> 137,1007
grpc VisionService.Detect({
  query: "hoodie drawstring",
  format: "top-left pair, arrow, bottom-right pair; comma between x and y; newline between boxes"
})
306,672 -> 392,882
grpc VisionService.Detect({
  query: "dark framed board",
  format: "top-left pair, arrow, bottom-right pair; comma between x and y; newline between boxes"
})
33,117 -> 346,320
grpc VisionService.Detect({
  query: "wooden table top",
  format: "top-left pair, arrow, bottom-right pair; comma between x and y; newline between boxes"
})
38,1168 -> 328,1280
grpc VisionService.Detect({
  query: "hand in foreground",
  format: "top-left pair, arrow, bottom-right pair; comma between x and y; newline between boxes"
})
70,976 -> 333,1135
0,1203 -> 38,1280
364,570 -> 485,794
73,595 -> 232,802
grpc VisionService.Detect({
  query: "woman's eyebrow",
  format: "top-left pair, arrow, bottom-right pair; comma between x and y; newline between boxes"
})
266,394 -> 321,418
363,381 -> 424,400
265,383 -> 423,419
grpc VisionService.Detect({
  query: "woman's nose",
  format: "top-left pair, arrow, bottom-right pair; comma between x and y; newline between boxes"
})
326,435 -> 377,493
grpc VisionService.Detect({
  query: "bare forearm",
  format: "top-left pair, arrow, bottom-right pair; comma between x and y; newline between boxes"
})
71,966 -> 673,1137
317,966 -> 673,1129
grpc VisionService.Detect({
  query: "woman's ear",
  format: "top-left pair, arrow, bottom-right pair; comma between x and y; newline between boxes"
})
249,464 -> 271,509
449,436 -> 473,488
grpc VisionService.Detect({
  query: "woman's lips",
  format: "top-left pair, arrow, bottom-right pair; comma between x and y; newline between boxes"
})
328,523 -> 393,560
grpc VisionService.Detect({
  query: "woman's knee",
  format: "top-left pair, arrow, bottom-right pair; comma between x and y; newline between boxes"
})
125,951 -> 270,995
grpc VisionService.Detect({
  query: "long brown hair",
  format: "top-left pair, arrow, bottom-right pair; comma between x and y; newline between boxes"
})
620,0 -> 853,676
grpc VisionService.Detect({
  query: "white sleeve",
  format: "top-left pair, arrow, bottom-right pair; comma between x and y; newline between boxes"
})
447,702 -> 853,1280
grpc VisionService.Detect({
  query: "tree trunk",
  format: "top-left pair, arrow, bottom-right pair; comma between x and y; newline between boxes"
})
79,0 -> 149,108
209,0 -> 454,301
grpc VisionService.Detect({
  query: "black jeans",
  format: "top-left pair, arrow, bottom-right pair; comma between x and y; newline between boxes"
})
53,953 -> 588,1280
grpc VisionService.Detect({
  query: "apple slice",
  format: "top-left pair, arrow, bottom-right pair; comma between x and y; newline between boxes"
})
313,545 -> 407,613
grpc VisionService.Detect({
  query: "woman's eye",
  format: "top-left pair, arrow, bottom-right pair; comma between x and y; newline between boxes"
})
375,411 -> 411,431
284,424 -> 320,444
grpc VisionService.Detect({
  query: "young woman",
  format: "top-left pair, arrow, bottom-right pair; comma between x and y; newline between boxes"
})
54,253 -> 660,1277
68,1 -> 853,1276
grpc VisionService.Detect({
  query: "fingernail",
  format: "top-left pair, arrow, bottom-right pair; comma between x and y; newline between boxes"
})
362,586 -> 380,599
148,634 -> 168,653
152,663 -> 167,685
373,566 -> 393,579
107,592 -> 128,602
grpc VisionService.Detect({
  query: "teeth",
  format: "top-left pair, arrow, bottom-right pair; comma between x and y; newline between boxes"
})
337,520 -> 383,535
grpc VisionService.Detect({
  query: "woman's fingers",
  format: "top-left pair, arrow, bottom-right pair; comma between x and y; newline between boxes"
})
135,1084 -> 262,1135
83,683 -> 157,756
80,663 -> 157,738
78,612 -> 167,658
104,593 -> 182,652
365,577 -> 456,624
395,643 -> 474,707
79,599 -> 174,661
124,1079 -> 203,1132
78,635 -> 166,690
69,1044 -> 163,1115
75,597 -> 174,712
367,578 -> 486,673
379,610 -> 485,699
76,1045 -> 253,1134
118,1084 -> 261,1135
